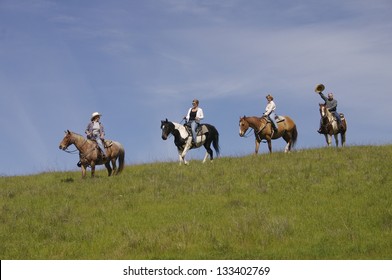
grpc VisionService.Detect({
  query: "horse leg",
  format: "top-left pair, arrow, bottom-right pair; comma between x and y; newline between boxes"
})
91,163 -> 96,177
282,133 -> 291,153
203,142 -> 213,163
105,161 -> 112,176
202,152 -> 209,163
334,134 -> 339,147
325,134 -> 331,146
81,165 -> 87,178
178,148 -> 187,165
341,132 -> 346,147
266,137 -> 272,153
180,140 -> 192,165
254,139 -> 260,155
111,158 -> 117,175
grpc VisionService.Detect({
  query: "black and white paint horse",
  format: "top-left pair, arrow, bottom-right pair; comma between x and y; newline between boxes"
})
161,119 -> 220,165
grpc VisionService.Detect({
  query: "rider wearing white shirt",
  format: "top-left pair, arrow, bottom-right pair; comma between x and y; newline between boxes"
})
263,94 -> 278,132
185,99 -> 204,144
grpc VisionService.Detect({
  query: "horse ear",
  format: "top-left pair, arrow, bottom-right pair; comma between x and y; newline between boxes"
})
165,118 -> 168,122
67,129 -> 70,134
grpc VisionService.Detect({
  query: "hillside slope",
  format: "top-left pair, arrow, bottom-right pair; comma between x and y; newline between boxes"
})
1,145 -> 391,259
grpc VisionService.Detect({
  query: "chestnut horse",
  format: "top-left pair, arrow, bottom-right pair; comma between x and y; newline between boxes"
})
59,130 -> 125,178
239,115 -> 298,154
319,104 -> 347,147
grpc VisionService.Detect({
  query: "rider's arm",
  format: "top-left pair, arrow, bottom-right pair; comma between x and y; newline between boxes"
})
197,108 -> 204,121
185,108 -> 191,122
319,92 -> 327,102
100,123 -> 105,139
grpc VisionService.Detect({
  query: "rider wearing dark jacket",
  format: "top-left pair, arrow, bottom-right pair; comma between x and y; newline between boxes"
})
318,92 -> 343,132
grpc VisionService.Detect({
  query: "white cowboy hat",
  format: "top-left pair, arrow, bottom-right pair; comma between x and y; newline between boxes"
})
91,112 -> 102,120
314,84 -> 325,93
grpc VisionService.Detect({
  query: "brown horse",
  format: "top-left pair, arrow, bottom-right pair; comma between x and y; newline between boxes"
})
59,130 -> 125,178
319,104 -> 347,147
239,115 -> 298,154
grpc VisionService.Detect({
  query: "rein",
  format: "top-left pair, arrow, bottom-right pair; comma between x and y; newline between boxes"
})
64,148 -> 79,154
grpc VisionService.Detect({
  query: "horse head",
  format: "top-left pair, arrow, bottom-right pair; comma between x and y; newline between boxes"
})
161,119 -> 174,140
59,130 -> 73,150
239,116 -> 250,137
319,103 -> 328,118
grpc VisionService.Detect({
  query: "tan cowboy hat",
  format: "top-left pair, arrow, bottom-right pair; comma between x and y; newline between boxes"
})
315,84 -> 325,93
91,112 -> 102,121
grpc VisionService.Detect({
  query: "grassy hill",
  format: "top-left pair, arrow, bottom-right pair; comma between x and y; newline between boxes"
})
1,145 -> 391,259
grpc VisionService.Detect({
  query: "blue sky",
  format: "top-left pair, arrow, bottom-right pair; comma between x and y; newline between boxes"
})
1,0 -> 391,176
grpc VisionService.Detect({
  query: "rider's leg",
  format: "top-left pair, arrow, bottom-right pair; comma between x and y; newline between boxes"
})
190,121 -> 198,143
332,111 -> 343,128
269,112 -> 278,131
95,136 -> 107,157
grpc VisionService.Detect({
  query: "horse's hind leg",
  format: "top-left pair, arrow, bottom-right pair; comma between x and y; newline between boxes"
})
203,144 -> 213,163
111,159 -> 117,175
334,134 -> 339,147
105,162 -> 113,176
341,133 -> 346,147
282,133 -> 291,152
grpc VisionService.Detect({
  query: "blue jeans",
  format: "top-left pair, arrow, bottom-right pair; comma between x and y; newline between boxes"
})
93,133 -> 107,156
190,121 -> 198,143
331,111 -> 342,125
268,112 -> 278,130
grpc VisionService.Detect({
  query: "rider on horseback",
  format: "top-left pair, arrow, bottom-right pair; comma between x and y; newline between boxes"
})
85,112 -> 107,158
316,87 -> 344,133
184,99 -> 204,145
263,94 -> 278,134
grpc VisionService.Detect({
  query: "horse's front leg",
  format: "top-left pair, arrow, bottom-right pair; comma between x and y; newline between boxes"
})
90,163 -> 96,177
267,138 -> 272,153
334,134 -> 339,147
180,140 -> 193,165
325,134 -> 331,146
178,148 -> 188,165
81,165 -> 87,178
254,139 -> 260,155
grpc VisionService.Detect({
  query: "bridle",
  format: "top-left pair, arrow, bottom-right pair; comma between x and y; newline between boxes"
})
63,136 -> 91,156
240,117 -> 268,143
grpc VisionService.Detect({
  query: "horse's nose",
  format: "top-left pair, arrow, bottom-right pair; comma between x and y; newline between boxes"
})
59,145 -> 64,150
161,135 -> 167,140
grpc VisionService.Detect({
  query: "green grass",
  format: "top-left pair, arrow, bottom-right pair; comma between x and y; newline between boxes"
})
1,145 -> 392,259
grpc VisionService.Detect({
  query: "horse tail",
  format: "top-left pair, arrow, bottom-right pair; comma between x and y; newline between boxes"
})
291,124 -> 298,148
117,143 -> 125,174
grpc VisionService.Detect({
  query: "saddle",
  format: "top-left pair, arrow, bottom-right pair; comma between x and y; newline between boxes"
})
91,139 -> 113,148
184,123 -> 209,136
264,115 -> 285,123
